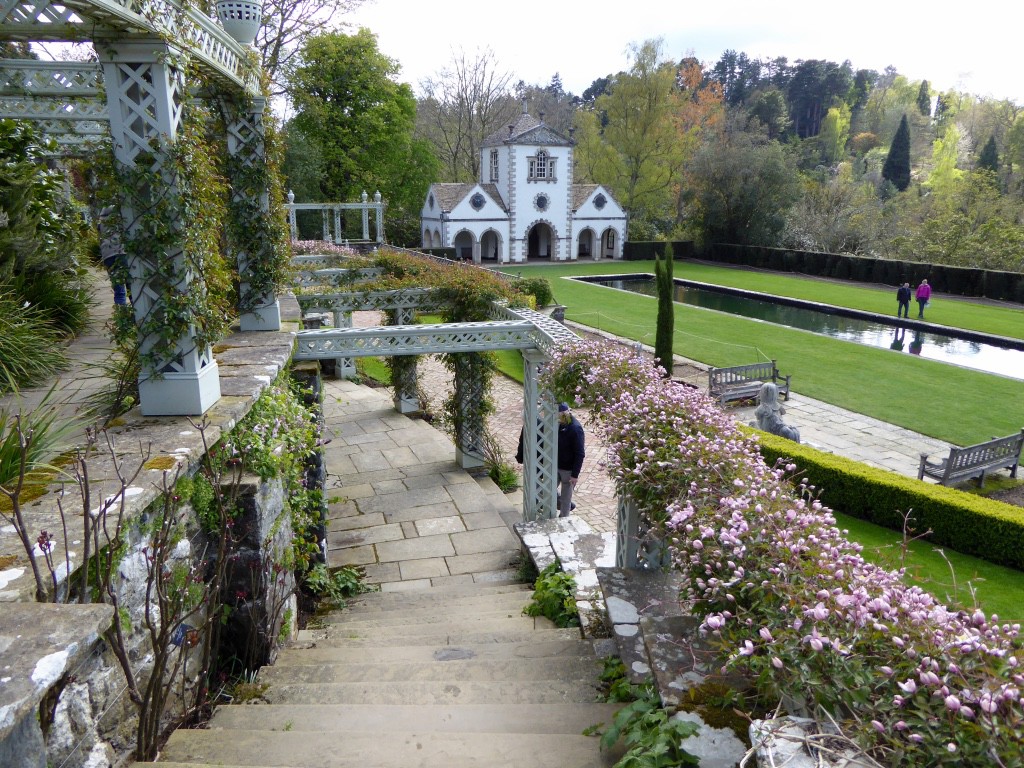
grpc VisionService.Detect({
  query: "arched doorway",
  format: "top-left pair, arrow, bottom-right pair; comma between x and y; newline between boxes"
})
527,223 -> 554,260
423,229 -> 433,248
480,230 -> 503,262
452,230 -> 476,261
577,229 -> 596,259
600,228 -> 618,259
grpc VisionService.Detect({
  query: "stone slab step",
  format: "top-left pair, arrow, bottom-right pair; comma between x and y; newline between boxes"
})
295,625 -> 580,647
257,655 -> 602,684
155,730 -> 621,768
209,702 -> 623,735
276,638 -> 599,665
340,589 -> 532,617
260,677 -> 603,706
346,582 -> 531,607
300,614 -> 555,641
321,605 -> 533,628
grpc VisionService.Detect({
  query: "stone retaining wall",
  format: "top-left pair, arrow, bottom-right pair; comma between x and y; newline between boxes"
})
0,297 -> 311,768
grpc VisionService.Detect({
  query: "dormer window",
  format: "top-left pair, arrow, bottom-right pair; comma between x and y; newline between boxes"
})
489,150 -> 499,182
528,149 -> 556,182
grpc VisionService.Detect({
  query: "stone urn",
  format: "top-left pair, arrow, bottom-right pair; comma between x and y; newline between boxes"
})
216,0 -> 262,46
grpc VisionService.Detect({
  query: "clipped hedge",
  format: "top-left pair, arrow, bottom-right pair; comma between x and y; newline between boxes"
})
623,240 -> 695,261
751,428 -> 1024,571
706,244 -> 1024,304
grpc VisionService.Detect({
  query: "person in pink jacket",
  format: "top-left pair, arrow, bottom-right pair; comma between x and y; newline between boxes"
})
915,279 -> 932,318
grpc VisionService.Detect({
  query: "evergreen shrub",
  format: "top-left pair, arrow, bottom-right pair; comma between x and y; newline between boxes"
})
753,428 -> 1024,570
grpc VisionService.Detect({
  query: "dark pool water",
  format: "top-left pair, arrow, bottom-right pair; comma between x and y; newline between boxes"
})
584,276 -> 1024,381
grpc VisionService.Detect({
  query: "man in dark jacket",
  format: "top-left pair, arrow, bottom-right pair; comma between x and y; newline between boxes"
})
515,403 -> 586,517
556,402 -> 585,516
896,282 -> 911,318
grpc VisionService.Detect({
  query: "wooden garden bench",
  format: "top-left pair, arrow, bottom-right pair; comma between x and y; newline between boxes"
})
707,360 -> 790,407
918,429 -> 1024,487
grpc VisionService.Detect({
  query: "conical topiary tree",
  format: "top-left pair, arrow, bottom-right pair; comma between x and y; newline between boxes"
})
654,242 -> 675,378
882,114 -> 911,192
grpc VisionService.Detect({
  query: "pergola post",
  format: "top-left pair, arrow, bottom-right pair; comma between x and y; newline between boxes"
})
522,349 -> 558,520
391,308 -> 419,414
225,95 -> 281,331
452,353 -> 488,469
98,40 -> 220,416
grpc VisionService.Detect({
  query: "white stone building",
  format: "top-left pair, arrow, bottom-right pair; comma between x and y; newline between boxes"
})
420,103 -> 627,263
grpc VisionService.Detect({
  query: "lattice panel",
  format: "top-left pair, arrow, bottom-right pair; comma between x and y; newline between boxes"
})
522,349 -> 558,521
453,353 -> 488,461
31,117 -> 106,135
0,60 -> 103,95
492,304 -> 580,352
293,321 -> 537,359
0,95 -> 107,120
0,1 -> 259,94
0,0 -> 87,29
225,103 -> 265,170
106,59 -> 183,166
297,288 -> 437,316
393,360 -> 419,412
292,266 -> 384,287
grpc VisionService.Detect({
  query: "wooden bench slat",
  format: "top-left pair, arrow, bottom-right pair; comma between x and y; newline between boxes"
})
708,360 -> 791,407
919,429 -> 1024,487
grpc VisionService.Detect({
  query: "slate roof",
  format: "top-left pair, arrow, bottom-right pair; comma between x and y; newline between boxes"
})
427,183 -> 508,214
482,107 -> 572,148
572,184 -> 599,210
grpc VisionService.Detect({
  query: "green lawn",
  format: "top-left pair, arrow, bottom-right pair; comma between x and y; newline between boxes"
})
835,511 -> 1024,621
502,261 -> 1024,447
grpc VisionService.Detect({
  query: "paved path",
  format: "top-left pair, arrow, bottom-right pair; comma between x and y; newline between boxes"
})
348,312 -> 951,535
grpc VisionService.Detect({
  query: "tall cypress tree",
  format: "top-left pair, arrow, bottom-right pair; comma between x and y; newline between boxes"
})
916,80 -> 931,116
882,114 -> 912,192
977,136 -> 999,174
654,242 -> 675,378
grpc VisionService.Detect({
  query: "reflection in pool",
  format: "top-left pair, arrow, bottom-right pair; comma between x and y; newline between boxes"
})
584,276 -> 1024,381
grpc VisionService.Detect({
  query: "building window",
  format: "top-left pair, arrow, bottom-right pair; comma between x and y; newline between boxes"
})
470,192 -> 486,210
489,150 -> 498,182
534,194 -> 548,211
528,149 -> 556,181
594,193 -> 607,210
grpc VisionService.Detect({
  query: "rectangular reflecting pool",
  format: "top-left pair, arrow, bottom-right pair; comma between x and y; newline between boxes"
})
580,275 -> 1024,381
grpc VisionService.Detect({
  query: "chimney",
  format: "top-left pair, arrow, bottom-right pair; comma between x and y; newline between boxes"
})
539,111 -> 545,123
521,98 -> 528,114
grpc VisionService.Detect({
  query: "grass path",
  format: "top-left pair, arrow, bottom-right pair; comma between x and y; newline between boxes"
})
503,260 -> 1024,447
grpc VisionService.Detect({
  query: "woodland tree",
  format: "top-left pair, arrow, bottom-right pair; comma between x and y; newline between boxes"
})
881,114 -> 912,191
416,49 -> 519,183
287,30 -> 439,244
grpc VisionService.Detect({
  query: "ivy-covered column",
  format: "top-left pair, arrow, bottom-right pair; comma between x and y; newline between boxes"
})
522,349 -> 558,520
390,308 -> 419,414
97,41 -> 221,416
452,353 -> 489,469
224,95 -> 283,331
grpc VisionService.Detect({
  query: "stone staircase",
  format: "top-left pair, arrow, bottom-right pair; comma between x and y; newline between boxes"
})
141,379 -> 623,768
147,581 -> 623,767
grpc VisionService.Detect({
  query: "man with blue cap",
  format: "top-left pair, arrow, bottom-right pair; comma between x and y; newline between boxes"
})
556,402 -> 585,516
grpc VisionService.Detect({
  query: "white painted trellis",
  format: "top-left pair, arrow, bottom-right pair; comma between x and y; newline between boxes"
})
0,0 -> 277,416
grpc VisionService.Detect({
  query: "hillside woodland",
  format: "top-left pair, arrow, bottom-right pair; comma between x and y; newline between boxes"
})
283,37 -> 1024,273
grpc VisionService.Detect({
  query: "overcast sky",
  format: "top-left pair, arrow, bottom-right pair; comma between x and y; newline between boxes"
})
345,0 -> 1023,104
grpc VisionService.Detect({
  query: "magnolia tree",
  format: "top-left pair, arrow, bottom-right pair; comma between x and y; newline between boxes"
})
542,339 -> 1023,767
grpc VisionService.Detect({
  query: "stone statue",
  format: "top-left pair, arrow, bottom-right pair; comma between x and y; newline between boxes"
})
753,382 -> 800,442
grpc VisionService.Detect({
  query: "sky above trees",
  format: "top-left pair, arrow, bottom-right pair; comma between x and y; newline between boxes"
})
347,0 -> 1022,104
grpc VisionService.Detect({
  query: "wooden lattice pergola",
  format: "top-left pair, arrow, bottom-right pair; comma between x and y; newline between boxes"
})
1,0 -> 279,416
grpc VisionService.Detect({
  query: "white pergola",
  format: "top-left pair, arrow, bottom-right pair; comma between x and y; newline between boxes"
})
1,0 -> 279,416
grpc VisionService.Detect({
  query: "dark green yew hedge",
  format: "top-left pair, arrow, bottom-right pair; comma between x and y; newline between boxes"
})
752,428 -> 1024,571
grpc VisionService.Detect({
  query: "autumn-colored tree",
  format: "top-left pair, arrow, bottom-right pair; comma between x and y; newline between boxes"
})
573,39 -> 686,239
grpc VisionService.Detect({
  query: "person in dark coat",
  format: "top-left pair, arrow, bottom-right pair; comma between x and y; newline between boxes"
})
896,282 -> 911,318
555,402 -> 585,516
515,403 -> 586,516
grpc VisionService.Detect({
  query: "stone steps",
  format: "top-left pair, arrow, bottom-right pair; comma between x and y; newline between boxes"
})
208,701 -> 622,734
156,730 -> 622,767
272,638 -> 598,665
